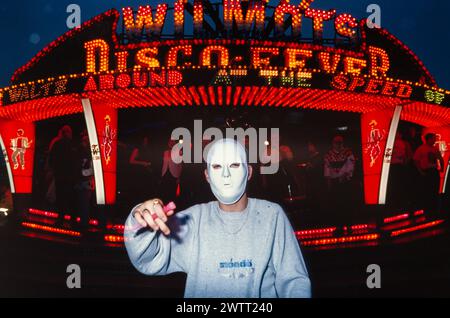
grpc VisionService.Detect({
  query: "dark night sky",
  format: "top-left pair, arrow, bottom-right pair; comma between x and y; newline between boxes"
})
0,0 -> 449,88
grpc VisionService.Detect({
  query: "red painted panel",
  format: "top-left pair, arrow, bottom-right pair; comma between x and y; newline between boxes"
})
92,103 -> 117,204
0,120 -> 35,193
361,109 -> 394,204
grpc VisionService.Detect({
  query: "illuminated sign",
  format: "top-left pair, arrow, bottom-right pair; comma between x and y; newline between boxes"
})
120,0 -> 359,40
361,108 -> 399,204
364,120 -> 386,168
331,75 -> 413,98
78,39 -> 421,100
1,6 -> 449,109
424,90 -> 445,105
82,100 -> 118,205
0,120 -> 35,193
83,70 -> 183,91
10,128 -> 33,170
81,39 -> 402,94
0,38 -> 444,108
83,40 -> 390,76
6,80 -> 67,104
101,115 -> 116,166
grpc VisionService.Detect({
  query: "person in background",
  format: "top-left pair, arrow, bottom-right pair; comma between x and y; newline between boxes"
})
45,127 -> 64,207
129,136 -> 155,203
324,135 -> 356,226
48,125 -> 77,219
129,136 -> 153,169
48,127 -> 63,152
160,139 -> 183,202
324,136 -> 355,187
406,126 -> 422,153
0,184 -> 13,214
74,132 -> 95,232
261,143 -> 301,204
413,133 -> 444,214
279,145 -> 302,201
303,141 -> 323,213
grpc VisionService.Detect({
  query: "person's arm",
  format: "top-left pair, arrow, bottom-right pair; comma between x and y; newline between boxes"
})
124,201 -> 194,275
272,206 -> 311,298
129,148 -> 151,167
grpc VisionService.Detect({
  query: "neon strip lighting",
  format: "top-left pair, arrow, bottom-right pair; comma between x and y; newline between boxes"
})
21,222 -> 81,237
379,105 -> 402,204
351,229 -> 370,235
390,220 -> 445,237
107,224 -> 125,232
81,98 -> 106,204
384,213 -> 409,224
28,208 -> 59,219
104,235 -> 124,243
382,219 -> 414,231
443,161 -> 450,193
413,210 -> 424,216
298,233 -> 334,239
415,216 -> 426,223
301,234 -> 380,246
26,215 -> 57,226
295,228 -> 337,239
295,227 -> 337,237
350,224 -> 370,230
0,134 -> 15,193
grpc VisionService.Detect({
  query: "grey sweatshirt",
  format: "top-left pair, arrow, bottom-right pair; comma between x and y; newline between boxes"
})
124,198 -> 311,298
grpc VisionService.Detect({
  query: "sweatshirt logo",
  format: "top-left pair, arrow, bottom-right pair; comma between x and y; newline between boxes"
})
218,259 -> 254,279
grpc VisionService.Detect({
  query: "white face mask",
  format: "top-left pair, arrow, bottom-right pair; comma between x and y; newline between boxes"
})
206,139 -> 248,205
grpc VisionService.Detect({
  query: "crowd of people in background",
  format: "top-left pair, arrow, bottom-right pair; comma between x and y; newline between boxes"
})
252,128 -> 445,225
257,134 -> 359,226
385,129 -> 445,216
13,122 -> 445,230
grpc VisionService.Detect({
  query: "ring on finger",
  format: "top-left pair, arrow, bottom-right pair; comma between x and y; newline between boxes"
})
152,200 -> 162,220
143,208 -> 159,221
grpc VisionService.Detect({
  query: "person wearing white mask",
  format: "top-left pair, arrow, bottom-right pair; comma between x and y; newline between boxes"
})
124,138 -> 311,298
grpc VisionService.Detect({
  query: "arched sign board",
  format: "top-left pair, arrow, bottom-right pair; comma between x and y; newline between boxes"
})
0,2 -> 449,206
0,5 -> 448,108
